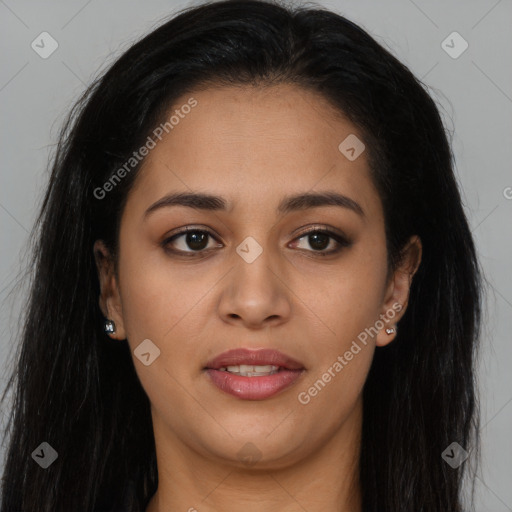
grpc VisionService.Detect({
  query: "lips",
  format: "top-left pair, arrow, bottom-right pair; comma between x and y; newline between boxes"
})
203,348 -> 305,400
204,348 -> 305,371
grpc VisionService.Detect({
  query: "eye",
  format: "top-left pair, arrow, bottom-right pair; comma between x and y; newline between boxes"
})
290,227 -> 352,256
161,225 -> 352,257
162,227 -> 222,255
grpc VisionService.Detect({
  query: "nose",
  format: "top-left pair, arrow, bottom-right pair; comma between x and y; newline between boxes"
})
218,250 -> 292,330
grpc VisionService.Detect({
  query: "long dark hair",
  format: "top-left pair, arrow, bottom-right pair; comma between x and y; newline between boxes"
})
1,0 -> 482,510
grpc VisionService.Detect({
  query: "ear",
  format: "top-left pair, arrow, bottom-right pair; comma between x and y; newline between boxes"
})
376,235 -> 422,347
93,240 -> 126,340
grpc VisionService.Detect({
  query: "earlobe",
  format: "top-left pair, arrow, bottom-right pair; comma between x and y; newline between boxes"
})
93,240 -> 127,340
376,235 -> 422,347
376,317 -> 399,347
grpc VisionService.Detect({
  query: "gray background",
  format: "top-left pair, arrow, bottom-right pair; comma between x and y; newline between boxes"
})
0,0 -> 511,509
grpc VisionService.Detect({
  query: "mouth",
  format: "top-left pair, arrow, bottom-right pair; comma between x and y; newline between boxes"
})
203,348 -> 305,400
214,364 -> 283,377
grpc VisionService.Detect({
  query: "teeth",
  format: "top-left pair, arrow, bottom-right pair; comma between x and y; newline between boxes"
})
218,364 -> 280,376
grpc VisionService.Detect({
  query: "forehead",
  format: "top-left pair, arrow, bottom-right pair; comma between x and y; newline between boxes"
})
126,83 -> 382,220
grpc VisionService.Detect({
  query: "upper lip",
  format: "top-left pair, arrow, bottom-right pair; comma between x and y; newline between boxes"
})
204,348 -> 305,370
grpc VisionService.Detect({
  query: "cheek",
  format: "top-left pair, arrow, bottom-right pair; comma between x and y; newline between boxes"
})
296,268 -> 384,419
116,230 -> 218,345
310,243 -> 388,348
294,343 -> 373,438
295,240 -> 387,410
116,248 -> 213,426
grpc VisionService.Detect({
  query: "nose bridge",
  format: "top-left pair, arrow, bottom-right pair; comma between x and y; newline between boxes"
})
232,235 -> 280,300
218,235 -> 292,326
234,241 -> 275,294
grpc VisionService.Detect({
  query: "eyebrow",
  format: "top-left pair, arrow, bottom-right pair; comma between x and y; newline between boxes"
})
144,191 -> 365,218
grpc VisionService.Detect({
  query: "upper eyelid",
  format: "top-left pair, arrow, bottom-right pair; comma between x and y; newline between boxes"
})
165,225 -> 345,239
163,225 -> 349,249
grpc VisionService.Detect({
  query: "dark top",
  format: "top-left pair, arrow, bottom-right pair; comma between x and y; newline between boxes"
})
101,478 -> 149,512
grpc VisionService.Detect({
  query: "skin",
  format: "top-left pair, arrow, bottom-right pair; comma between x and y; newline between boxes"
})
95,83 -> 421,512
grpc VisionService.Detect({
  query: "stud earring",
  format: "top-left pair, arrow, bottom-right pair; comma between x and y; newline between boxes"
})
104,319 -> 116,334
385,326 -> 396,335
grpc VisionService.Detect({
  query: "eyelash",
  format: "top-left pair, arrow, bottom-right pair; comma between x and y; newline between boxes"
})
161,225 -> 352,258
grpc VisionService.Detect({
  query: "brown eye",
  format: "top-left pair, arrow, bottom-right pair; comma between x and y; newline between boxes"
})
162,226 -> 351,257
292,228 -> 352,255
162,228 -> 222,255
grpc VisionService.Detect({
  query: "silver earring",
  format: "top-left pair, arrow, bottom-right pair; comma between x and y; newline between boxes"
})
104,319 -> 116,334
385,326 -> 396,335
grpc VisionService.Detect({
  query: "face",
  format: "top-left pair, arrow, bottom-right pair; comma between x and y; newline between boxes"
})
95,83 -> 420,470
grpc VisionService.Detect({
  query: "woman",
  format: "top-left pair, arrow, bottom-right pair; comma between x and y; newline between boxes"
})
0,0 -> 482,510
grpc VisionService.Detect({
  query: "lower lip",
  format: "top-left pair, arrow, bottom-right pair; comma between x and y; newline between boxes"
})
204,368 -> 305,400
